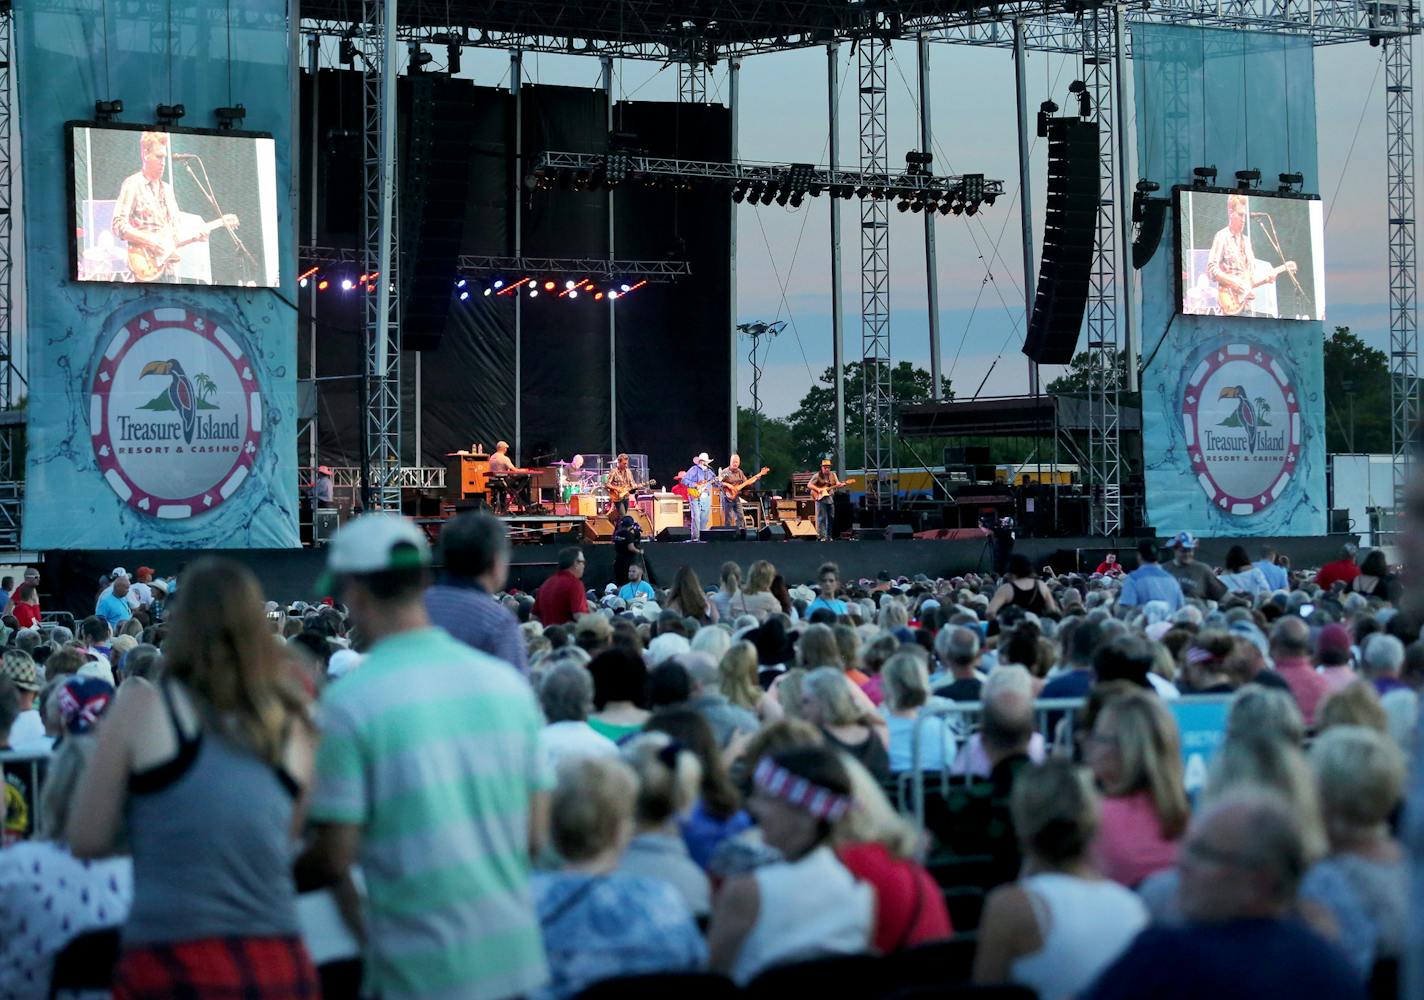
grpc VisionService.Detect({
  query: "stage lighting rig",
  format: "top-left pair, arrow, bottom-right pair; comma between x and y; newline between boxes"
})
1235,167 -> 1261,191
407,43 -> 434,73
94,99 -> 123,122
340,32 -> 358,65
1192,165 -> 1217,188
1131,179 -> 1161,224
156,103 -> 185,124
905,150 -> 933,175
1037,100 -> 1058,138
214,104 -> 246,130
1069,80 -> 1091,118
1278,171 -> 1304,194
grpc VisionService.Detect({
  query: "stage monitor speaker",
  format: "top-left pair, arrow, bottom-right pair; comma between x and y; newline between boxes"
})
758,524 -> 789,541
885,524 -> 914,541
964,445 -> 992,465
852,527 -> 886,542
583,519 -> 614,541
657,526 -> 693,543
703,527 -> 745,542
1023,117 -> 1100,366
785,519 -> 819,539
314,509 -> 340,545
401,77 -> 476,352
629,509 -> 654,534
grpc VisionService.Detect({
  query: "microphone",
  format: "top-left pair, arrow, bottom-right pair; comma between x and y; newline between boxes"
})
171,153 -> 200,161
1249,211 -> 1272,218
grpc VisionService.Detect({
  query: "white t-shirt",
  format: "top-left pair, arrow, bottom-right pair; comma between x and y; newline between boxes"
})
540,721 -> 618,772
7,709 -> 44,749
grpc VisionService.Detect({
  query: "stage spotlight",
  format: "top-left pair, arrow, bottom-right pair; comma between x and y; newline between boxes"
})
1192,164 -> 1217,188
1235,167 -> 1261,191
483,287 -> 493,296
317,279 -> 330,291
407,43 -> 434,72
937,200 -> 953,216
493,279 -> 505,289
457,278 -> 467,289
776,186 -> 792,207
1037,99 -> 1058,138
340,278 -> 354,291
896,199 -> 912,213
564,280 -> 576,290
985,192 -> 998,207
1278,171 -> 1304,193
595,291 -> 605,301
299,277 -> 308,289
529,287 -> 539,297
759,185 -> 776,206
608,290 -> 619,300
214,104 -> 246,130
340,35 -> 357,65
789,192 -> 804,208
854,185 -> 870,199
156,103 -> 186,124
543,280 -> 556,291
620,284 -> 631,293
732,186 -> 747,204
1069,79 -> 1091,118
459,291 -> 469,301
569,290 -> 578,299
94,99 -> 123,122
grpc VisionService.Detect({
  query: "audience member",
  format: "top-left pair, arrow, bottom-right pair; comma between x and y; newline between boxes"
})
533,547 -> 590,626
425,510 -> 527,671
880,648 -> 957,773
801,665 -> 891,782
618,733 -> 712,919
539,659 -> 618,769
1269,616 -> 1330,725
587,648 -> 651,743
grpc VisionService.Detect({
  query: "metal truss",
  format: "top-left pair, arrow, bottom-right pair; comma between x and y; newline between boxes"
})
679,61 -> 709,102
1083,8 -> 1122,536
860,34 -> 894,511
361,0 -> 402,511
0,9 -> 17,549
1388,33 -> 1418,505
934,0 -> 1421,52
318,464 -> 448,490
533,150 -> 1004,199
302,245 -> 691,280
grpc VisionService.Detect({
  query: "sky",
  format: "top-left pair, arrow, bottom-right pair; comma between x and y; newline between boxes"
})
435,33 -> 1397,420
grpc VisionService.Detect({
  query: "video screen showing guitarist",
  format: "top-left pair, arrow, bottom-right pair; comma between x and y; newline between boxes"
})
109,131 -> 238,284
1204,194 -> 1296,318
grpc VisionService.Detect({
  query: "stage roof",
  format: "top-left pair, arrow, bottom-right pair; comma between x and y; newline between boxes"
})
900,394 -> 1142,437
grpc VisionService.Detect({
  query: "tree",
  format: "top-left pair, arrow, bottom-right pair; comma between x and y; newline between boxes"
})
1323,326 -> 1391,455
787,361 -> 952,469
1045,349 -> 1130,394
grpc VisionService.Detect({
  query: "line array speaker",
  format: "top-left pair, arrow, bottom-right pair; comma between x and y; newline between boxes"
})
1023,117 -> 1100,366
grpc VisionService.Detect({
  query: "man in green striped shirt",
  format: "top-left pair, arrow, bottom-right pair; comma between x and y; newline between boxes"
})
305,514 -> 552,1000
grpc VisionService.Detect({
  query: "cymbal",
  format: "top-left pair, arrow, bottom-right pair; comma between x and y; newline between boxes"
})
550,460 -> 574,466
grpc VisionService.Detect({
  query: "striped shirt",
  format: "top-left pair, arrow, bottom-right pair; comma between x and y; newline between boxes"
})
311,627 -> 552,1000
424,582 -> 528,674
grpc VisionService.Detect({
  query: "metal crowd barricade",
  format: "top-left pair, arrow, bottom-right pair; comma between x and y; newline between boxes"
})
1,747 -> 53,840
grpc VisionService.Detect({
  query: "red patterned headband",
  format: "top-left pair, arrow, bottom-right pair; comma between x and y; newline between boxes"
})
753,757 -> 852,821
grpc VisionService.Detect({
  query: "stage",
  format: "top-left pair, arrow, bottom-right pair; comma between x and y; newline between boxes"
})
41,532 -> 1359,612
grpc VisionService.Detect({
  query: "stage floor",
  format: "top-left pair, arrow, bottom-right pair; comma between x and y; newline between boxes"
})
43,533 -> 1357,609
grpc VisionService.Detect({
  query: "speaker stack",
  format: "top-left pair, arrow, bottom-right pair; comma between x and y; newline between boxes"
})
1023,117 -> 1100,366
402,78 -> 475,352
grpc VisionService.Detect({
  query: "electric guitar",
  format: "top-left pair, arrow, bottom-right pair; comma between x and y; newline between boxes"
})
1217,261 -> 1297,316
807,478 -> 856,502
685,476 -> 724,501
126,213 -> 240,282
607,478 -> 656,503
721,467 -> 772,497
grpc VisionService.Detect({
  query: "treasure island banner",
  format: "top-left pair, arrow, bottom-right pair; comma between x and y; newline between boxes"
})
1132,24 -> 1326,536
16,0 -> 299,548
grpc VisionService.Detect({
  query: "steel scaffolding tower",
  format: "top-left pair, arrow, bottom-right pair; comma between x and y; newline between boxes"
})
0,8 -> 17,550
1388,33 -> 1418,505
361,0 -> 403,510
678,60 -> 708,102
1083,9 -> 1122,535
859,33 -> 894,510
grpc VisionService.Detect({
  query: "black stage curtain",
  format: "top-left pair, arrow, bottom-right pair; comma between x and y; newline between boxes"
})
298,72 -> 731,479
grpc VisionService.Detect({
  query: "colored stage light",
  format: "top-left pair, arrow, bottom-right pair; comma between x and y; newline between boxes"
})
457,278 -> 467,288
493,279 -> 505,289
595,292 -> 604,301
459,291 -> 469,301
317,279 -> 329,291
543,280 -> 555,291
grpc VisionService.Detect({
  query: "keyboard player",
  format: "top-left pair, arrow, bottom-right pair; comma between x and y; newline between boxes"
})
487,440 -> 532,513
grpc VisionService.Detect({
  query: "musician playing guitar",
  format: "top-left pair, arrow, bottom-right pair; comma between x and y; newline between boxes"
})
682,452 -> 720,542
806,458 -> 855,542
605,453 -> 656,520
1206,193 -> 1296,317
718,454 -> 771,531
111,131 -> 239,284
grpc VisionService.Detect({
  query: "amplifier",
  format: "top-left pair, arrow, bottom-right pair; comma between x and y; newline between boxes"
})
314,508 -> 340,545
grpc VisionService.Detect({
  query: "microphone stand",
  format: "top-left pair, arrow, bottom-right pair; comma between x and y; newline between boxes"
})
1251,212 -> 1313,317
180,157 -> 260,285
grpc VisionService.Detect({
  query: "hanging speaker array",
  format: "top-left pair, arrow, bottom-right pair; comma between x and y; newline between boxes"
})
1023,117 -> 1100,366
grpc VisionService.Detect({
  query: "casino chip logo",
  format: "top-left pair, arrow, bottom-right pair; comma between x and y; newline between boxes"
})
89,306 -> 262,518
1182,343 -> 1300,515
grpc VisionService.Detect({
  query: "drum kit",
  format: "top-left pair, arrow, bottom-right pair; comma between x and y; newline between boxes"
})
553,457 -> 607,513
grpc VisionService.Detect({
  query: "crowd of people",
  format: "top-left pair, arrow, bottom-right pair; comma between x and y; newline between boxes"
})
0,512 -> 1421,999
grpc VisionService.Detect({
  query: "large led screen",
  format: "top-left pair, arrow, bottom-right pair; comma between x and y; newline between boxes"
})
1176,187 -> 1324,321
69,123 -> 279,288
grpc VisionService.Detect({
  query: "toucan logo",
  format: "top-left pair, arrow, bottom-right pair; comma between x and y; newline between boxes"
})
90,306 -> 263,519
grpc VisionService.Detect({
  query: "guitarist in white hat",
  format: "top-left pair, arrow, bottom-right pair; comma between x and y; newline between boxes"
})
683,452 -> 719,541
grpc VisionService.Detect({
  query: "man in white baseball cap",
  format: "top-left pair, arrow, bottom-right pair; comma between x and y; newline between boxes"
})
304,514 -> 553,1000
682,452 -> 718,542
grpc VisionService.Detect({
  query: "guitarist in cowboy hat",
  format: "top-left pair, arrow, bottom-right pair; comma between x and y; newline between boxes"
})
807,458 -> 849,542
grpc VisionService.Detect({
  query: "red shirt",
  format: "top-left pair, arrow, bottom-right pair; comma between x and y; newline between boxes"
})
532,570 -> 590,626
1315,558 -> 1360,591
1273,655 -> 1331,726
837,842 -> 952,952
12,602 -> 39,628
